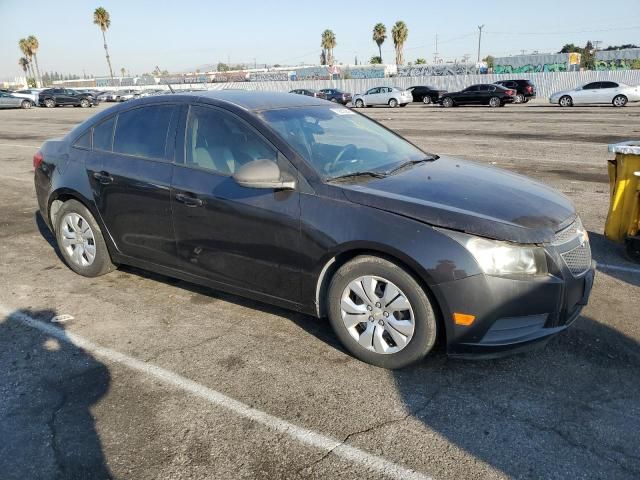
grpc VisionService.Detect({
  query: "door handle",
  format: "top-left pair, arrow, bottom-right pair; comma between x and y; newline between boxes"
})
175,192 -> 203,207
93,171 -> 113,184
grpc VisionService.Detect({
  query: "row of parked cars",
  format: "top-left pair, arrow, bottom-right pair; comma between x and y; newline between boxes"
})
290,79 -> 640,108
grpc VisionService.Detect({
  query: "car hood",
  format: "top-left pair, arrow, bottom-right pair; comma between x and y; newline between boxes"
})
337,157 -> 575,244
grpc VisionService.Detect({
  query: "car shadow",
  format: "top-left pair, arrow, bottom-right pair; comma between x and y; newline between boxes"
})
588,230 -> 640,287
0,308 -> 112,479
392,315 -> 640,478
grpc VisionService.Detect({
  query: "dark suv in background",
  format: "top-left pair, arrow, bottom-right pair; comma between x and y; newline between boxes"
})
494,79 -> 536,103
39,88 -> 95,108
319,88 -> 352,105
407,85 -> 447,104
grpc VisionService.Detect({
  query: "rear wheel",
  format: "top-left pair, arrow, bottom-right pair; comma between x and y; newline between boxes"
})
489,96 -> 501,108
422,96 -> 432,105
612,95 -> 628,107
55,200 -> 115,277
442,97 -> 454,108
330,97 -> 338,103
388,98 -> 398,108
559,95 -> 573,107
327,256 -> 438,369
20,100 -> 32,109
514,93 -> 525,104
44,98 -> 55,108
355,99 -> 364,108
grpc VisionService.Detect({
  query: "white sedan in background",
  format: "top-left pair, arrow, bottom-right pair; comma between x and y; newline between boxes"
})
550,81 -> 640,107
352,86 -> 413,108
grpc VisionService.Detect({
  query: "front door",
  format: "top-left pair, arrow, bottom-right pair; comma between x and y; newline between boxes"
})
170,104 -> 303,304
90,104 -> 180,265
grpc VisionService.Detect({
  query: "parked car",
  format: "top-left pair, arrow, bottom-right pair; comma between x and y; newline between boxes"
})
289,89 -> 327,99
406,85 -> 447,104
33,91 -> 594,368
439,84 -> 516,108
10,88 -> 44,105
319,88 -> 352,105
39,88 -> 94,108
549,81 -> 640,107
97,91 -> 118,102
494,79 -> 536,103
0,91 -> 34,109
115,90 -> 139,102
352,86 -> 412,108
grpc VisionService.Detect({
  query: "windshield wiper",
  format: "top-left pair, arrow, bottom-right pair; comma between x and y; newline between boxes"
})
385,156 -> 438,175
327,171 -> 387,182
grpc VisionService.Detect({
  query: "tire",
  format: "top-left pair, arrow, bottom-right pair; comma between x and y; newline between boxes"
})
327,255 -> 438,369
55,200 -> 115,277
489,96 -> 501,108
442,97 -> 454,108
20,100 -> 32,109
612,95 -> 628,107
422,96 -> 432,105
80,98 -> 90,108
559,95 -> 573,107
514,93 -> 525,104
44,98 -> 55,108
523,98 -> 530,103
388,98 -> 398,108
355,99 -> 364,108
330,97 -> 338,103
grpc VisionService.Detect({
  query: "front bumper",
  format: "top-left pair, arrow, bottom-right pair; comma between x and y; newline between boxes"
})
435,258 -> 595,359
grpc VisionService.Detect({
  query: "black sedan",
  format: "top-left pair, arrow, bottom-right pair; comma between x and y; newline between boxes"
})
34,91 -> 594,368
319,88 -> 352,105
407,85 -> 446,104
439,84 -> 516,108
38,88 -> 95,108
289,88 -> 327,100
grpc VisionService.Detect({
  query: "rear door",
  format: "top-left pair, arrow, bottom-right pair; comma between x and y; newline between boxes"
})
91,103 -> 180,265
170,103 -> 303,303
598,81 -> 619,103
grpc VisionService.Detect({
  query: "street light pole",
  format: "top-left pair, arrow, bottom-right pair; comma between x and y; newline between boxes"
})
477,25 -> 485,64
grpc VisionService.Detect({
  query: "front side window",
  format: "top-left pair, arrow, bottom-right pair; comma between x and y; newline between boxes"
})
583,82 -> 600,90
113,105 -> 175,160
185,105 -> 277,175
261,106 -> 426,179
93,116 -> 116,151
366,88 -> 379,95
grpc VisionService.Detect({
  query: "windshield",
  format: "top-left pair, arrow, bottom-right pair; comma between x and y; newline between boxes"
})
260,106 -> 427,179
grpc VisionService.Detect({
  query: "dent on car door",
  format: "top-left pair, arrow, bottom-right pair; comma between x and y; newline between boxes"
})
90,104 -> 180,265
170,104 -> 303,303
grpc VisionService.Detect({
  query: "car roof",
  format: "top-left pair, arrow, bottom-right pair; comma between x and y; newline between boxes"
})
180,90 -> 328,111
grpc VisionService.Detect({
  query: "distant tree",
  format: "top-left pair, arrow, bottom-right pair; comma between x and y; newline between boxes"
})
93,7 -> 115,79
18,57 -> 29,78
120,67 -> 126,77
559,43 -> 584,54
632,59 -> 640,70
216,62 -> 229,72
370,55 -> 382,64
26,36 -> 42,87
415,58 -> 427,64
321,29 -> 337,65
273,64 -> 281,68
482,55 -> 495,69
372,23 -> 387,64
18,38 -> 36,83
391,21 -> 408,66
603,44 -> 639,51
581,41 -> 595,69
320,49 -> 327,65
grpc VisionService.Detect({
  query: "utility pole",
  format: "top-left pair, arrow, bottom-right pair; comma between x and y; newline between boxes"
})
434,34 -> 439,64
477,25 -> 484,64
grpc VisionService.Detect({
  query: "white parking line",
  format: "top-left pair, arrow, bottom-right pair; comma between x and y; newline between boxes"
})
0,143 -> 39,149
0,174 -> 31,182
597,263 -> 640,275
0,304 -> 432,480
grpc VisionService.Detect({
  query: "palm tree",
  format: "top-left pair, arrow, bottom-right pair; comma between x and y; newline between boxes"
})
93,7 -> 115,79
120,67 -> 126,77
372,23 -> 387,64
18,38 -> 35,83
18,57 -> 30,86
391,21 -> 408,67
321,29 -> 337,66
26,36 -> 42,87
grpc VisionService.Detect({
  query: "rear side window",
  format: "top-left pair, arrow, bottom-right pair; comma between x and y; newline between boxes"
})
113,105 -> 175,160
600,82 -> 618,89
93,116 -> 115,151
73,130 -> 91,149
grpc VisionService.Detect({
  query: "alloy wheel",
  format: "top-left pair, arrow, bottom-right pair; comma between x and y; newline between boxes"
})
489,97 -> 501,108
613,95 -> 627,107
60,213 -> 97,267
422,96 -> 431,104
340,275 -> 415,354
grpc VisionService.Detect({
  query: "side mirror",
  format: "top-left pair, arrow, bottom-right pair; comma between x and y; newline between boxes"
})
233,159 -> 296,190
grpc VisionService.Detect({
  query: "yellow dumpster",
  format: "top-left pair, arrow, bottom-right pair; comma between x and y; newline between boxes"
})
604,141 -> 640,247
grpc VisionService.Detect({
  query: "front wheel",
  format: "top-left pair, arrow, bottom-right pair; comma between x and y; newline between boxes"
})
489,96 -> 501,108
327,256 -> 438,369
422,96 -> 432,105
388,98 -> 398,108
80,98 -> 90,108
55,200 -> 115,277
612,95 -> 628,107
44,98 -> 55,108
354,99 -> 364,108
21,100 -> 32,109
442,97 -> 454,108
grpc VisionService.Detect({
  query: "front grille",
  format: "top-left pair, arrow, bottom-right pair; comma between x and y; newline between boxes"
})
552,218 -> 584,246
560,242 -> 592,276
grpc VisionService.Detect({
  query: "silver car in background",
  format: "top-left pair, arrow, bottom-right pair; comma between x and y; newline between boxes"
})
352,86 -> 413,108
550,81 -> 640,107
9,88 -> 44,105
0,91 -> 34,109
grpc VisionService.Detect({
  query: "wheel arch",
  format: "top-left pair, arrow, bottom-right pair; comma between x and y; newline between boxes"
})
314,246 -> 447,345
48,188 -> 100,233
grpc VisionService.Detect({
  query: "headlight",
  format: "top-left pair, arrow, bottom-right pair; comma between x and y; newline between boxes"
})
444,231 -> 548,276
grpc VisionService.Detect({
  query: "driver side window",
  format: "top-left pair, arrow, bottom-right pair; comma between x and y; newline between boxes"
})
185,105 -> 278,176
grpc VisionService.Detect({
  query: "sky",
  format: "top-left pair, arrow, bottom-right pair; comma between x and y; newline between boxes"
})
2,0 -> 640,80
